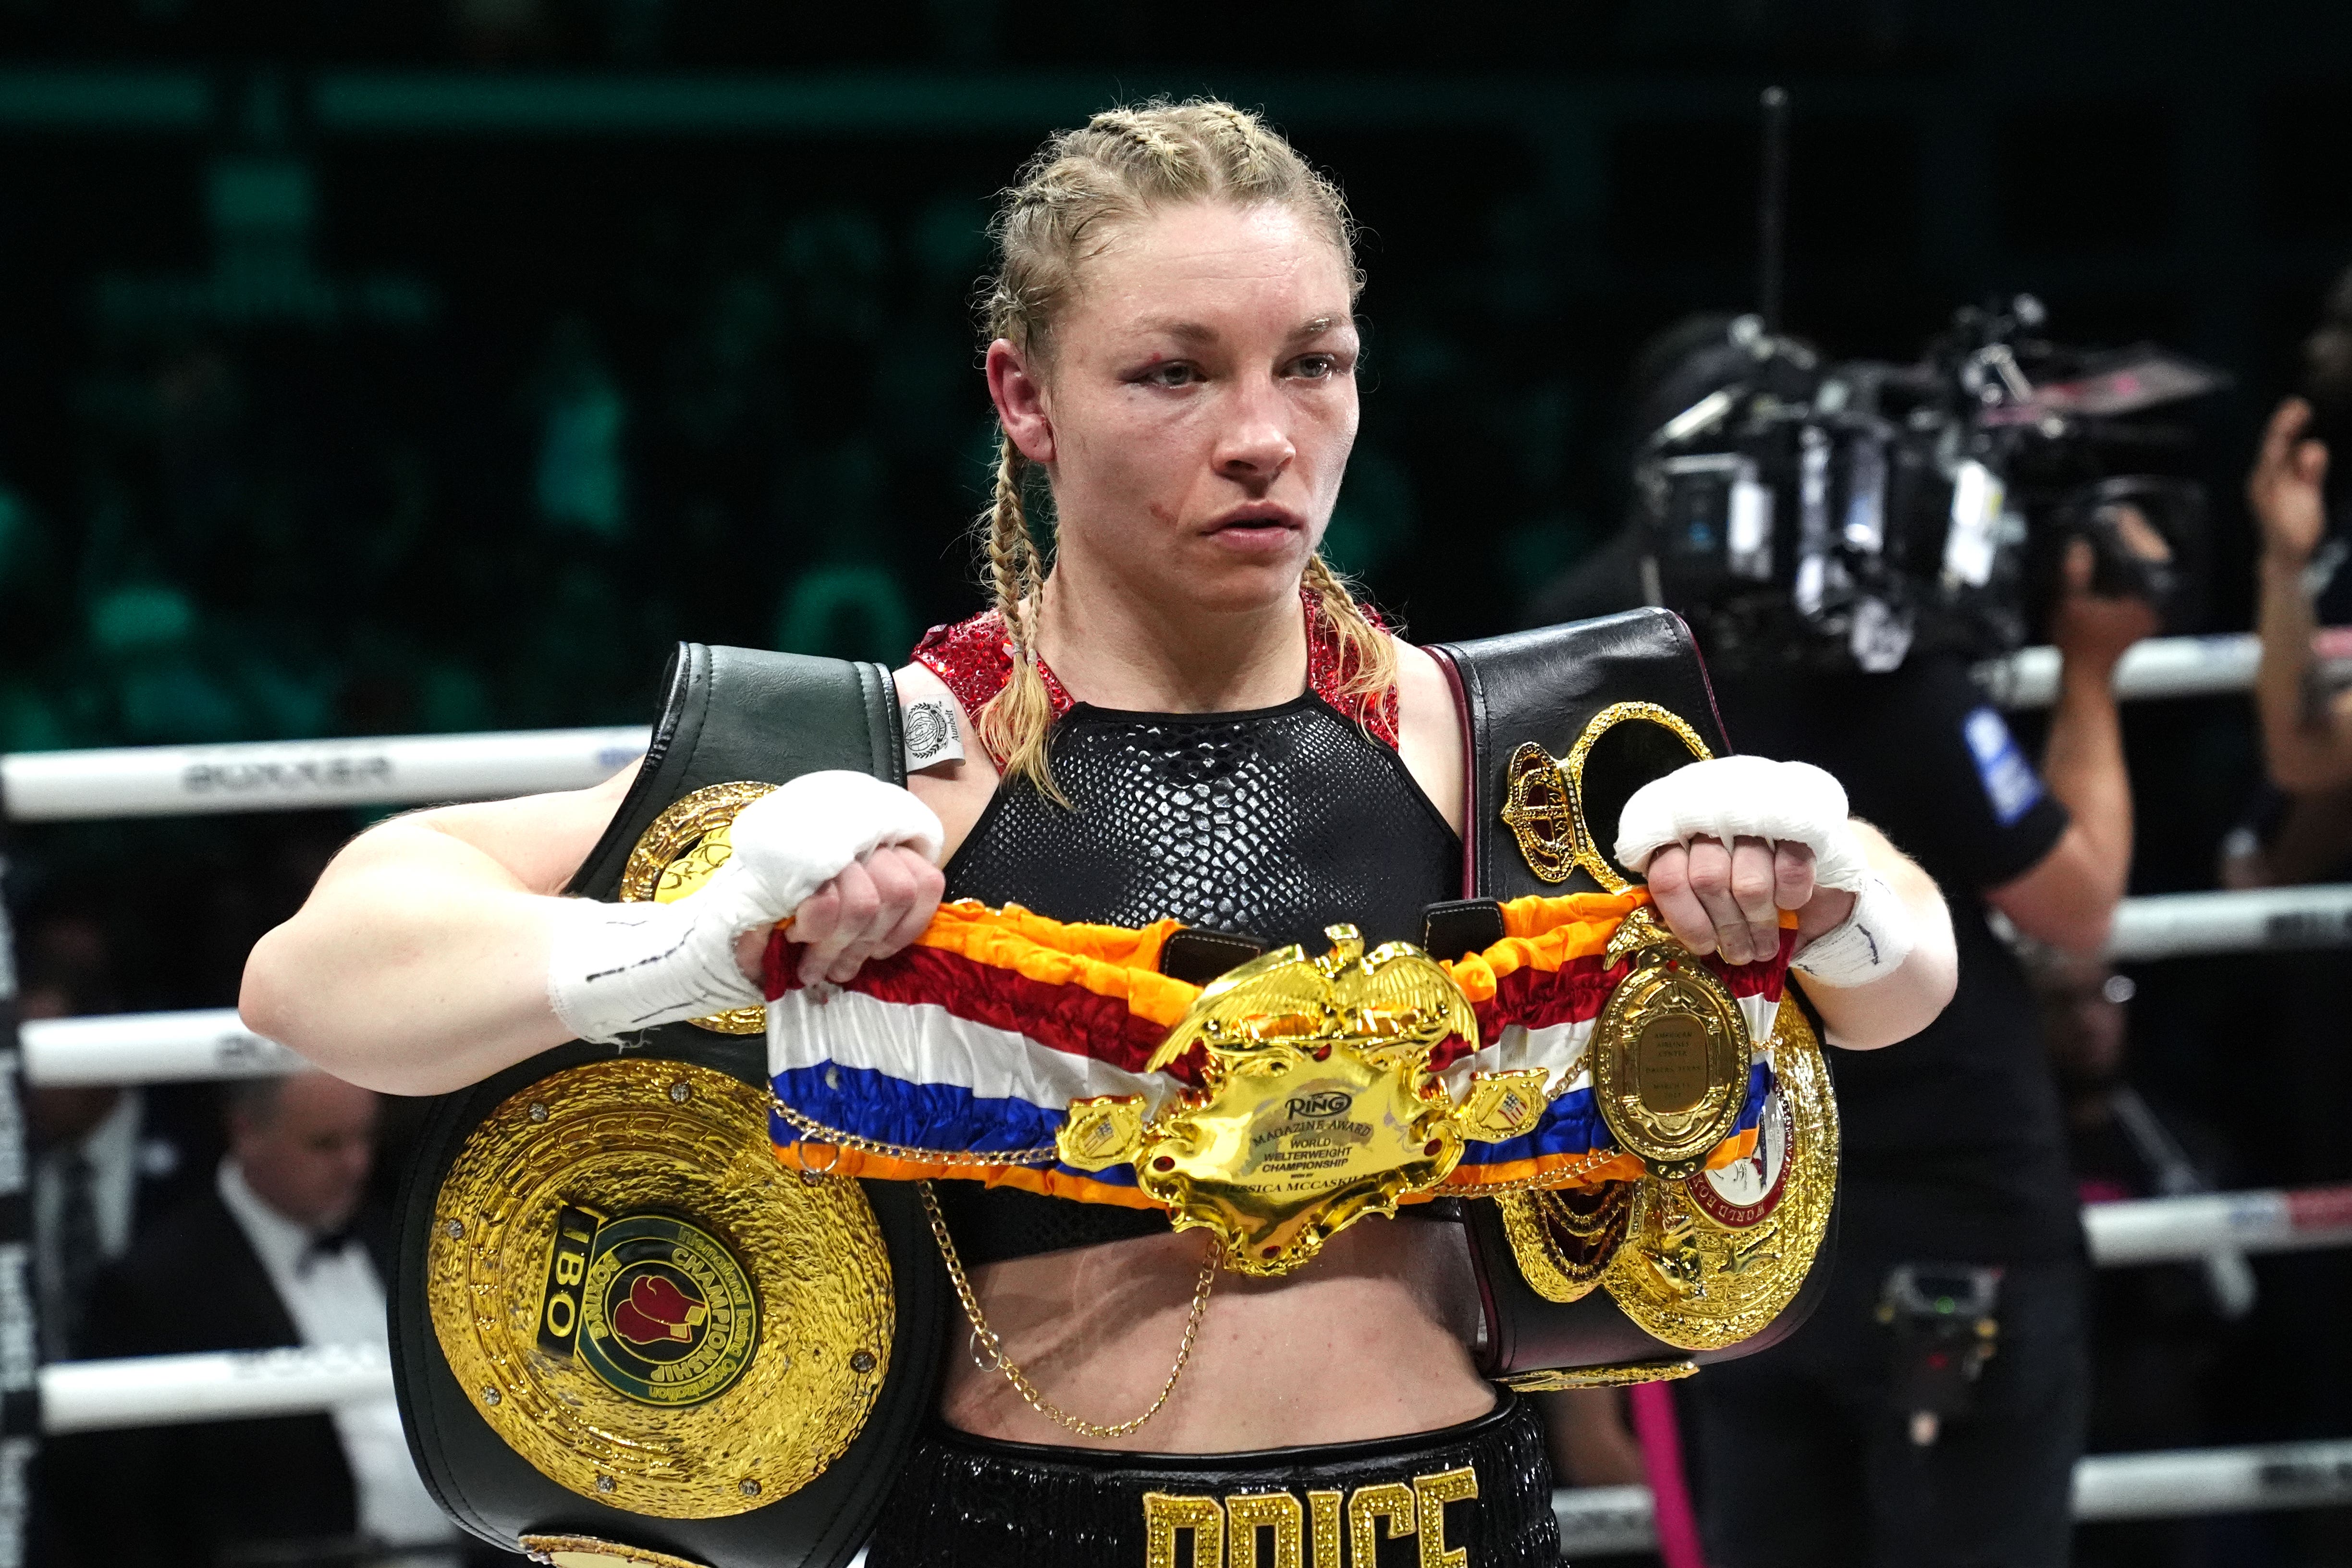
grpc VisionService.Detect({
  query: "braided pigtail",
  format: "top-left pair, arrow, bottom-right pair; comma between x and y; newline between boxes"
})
1302,550 -> 1398,729
974,430 -> 1067,802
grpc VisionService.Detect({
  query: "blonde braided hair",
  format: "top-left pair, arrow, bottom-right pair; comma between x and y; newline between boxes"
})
976,98 -> 1396,796
976,431 -> 1058,793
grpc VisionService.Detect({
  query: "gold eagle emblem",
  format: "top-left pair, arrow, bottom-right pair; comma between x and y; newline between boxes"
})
1056,926 -> 1538,1277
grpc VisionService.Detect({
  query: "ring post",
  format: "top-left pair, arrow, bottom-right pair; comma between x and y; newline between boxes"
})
0,779 -> 37,1567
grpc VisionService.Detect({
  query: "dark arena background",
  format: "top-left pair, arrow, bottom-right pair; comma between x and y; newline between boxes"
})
1,4 -> 2351,1567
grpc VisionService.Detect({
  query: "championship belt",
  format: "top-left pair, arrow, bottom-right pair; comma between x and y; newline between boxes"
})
392,644 -> 948,1568
758,894 -> 1797,1282
1427,608 -> 1840,1387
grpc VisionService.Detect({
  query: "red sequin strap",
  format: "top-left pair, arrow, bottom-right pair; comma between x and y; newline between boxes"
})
911,609 -> 1075,765
911,588 -> 1399,765
1306,588 -> 1402,750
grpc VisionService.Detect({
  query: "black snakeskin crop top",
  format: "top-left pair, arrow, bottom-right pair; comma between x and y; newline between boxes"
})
944,694 -> 1458,949
932,691 -> 1461,1262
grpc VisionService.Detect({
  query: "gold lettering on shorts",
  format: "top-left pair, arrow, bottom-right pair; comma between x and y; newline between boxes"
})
1348,1482 -> 1418,1566
1144,1493 -> 1225,1568
1308,1491 -> 1343,1568
1226,1492 -> 1303,1568
1413,1467 -> 1480,1568
1142,1468 -> 1478,1568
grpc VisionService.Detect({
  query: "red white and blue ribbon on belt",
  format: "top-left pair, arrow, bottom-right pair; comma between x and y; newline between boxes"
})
760,892 -> 1795,1209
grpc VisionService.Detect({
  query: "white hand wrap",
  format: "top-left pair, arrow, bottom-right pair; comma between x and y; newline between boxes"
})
1614,756 -> 1870,890
1788,872 -> 1916,989
548,771 -> 943,1044
1613,755 -> 1915,986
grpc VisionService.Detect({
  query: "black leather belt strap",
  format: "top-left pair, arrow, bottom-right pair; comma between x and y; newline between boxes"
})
567,643 -> 906,901
390,643 -> 947,1568
1429,606 -> 1730,902
1427,608 -> 1834,1378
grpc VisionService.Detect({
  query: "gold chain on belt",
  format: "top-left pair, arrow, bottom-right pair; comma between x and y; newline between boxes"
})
770,1090 -> 1061,1169
917,1179 -> 1219,1441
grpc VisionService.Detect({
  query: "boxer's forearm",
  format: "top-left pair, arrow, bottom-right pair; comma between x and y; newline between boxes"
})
242,766 -> 944,1095
1792,822 -> 1956,1051
241,815 -> 580,1095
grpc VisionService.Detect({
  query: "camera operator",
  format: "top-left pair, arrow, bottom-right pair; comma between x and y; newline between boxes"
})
1678,533 -> 2153,1568
1531,311 -> 2174,1567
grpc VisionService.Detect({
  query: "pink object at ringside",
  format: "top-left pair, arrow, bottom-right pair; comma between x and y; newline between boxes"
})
1629,1380 -> 1709,1568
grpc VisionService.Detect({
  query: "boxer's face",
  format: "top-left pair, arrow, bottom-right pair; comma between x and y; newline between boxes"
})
988,200 -> 1360,617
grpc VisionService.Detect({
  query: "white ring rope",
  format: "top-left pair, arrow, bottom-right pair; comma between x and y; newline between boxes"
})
2104,885 -> 2352,961
1975,630 -> 2352,710
1553,1438 -> 2352,1552
35,1340 -> 2352,1535
0,725 -> 649,821
0,631 -> 2341,822
40,1344 -> 393,1434
2082,1185 -> 2352,1267
18,1008 -> 305,1086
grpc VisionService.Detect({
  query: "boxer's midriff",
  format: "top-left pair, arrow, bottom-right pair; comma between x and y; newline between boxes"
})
937,1214 -> 1494,1453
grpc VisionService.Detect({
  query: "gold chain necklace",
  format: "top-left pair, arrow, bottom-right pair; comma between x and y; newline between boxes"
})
917,1180 -> 1218,1440
1442,1148 -> 1622,1198
769,1090 -> 1061,1169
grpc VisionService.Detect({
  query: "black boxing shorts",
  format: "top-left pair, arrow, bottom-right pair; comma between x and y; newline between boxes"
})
862,1388 -> 1558,1568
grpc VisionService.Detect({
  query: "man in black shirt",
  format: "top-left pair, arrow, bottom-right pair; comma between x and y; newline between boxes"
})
1683,546 -> 2155,1568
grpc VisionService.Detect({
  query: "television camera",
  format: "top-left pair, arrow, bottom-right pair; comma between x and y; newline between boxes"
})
1634,298 -> 2224,675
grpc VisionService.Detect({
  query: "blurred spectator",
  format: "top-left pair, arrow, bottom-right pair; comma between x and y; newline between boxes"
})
2249,267 -> 2352,795
2026,946 -> 2240,1293
42,1072 -> 479,1568
2206,280 -> 2352,1529
2218,781 -> 2352,890
1542,1388 -> 1649,1489
17,914 -> 206,1361
2238,272 -> 2352,880
2023,946 -> 2242,1568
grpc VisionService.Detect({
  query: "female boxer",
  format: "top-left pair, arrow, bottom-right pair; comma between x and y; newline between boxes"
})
243,100 -> 1954,1566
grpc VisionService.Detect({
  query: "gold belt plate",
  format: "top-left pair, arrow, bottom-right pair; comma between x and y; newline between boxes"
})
1056,925 -> 1540,1277
1590,906 -> 1755,1179
1494,1181 -> 1635,1304
619,781 -> 778,1035
1501,701 -> 1715,891
428,1058 -> 893,1517
1599,993 -> 1840,1350
518,1537 -> 711,1568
